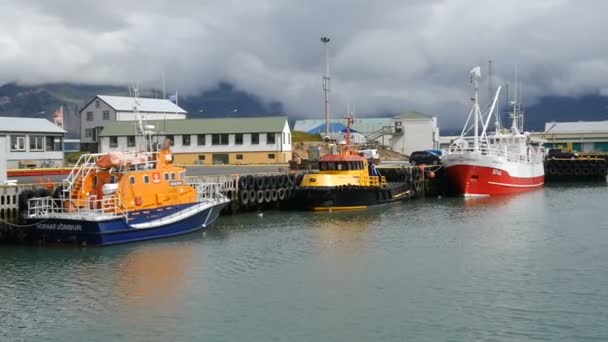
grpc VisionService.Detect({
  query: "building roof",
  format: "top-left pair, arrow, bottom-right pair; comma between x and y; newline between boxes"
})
0,117 -> 67,134
99,116 -> 288,136
545,121 -> 608,134
396,111 -> 433,120
294,118 -> 393,134
90,95 -> 187,114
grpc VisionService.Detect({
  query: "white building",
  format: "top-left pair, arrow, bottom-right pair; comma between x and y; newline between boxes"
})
0,136 -> 6,182
80,95 -> 187,152
0,117 -> 67,169
389,112 -> 439,156
293,112 -> 439,155
98,116 -> 292,165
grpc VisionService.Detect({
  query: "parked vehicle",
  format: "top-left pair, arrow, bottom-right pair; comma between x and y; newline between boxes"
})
547,148 -> 579,159
409,150 -> 442,166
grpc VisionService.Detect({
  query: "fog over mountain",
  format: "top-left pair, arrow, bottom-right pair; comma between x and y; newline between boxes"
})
1,0 -> 608,127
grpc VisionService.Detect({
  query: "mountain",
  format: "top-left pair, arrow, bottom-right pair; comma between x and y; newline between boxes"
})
0,82 -> 284,138
522,94 -> 608,131
1,81 -> 607,137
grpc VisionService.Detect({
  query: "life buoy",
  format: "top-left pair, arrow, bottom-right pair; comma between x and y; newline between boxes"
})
278,188 -> 286,200
264,189 -> 272,203
256,190 -> 265,204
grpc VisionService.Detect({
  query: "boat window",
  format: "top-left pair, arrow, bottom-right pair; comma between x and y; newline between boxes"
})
337,163 -> 343,170
110,175 -> 116,183
164,172 -> 169,181
143,175 -> 150,184
179,172 -> 185,180
129,176 -> 135,185
93,175 -> 98,186
171,172 -> 176,180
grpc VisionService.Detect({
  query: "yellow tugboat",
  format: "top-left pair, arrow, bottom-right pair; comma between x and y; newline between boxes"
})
295,116 -> 411,211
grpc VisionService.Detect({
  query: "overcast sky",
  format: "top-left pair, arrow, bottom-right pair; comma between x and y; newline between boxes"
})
1,0 -> 607,126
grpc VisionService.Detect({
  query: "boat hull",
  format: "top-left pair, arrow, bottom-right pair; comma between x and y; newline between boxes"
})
293,182 -> 411,211
23,201 -> 229,246
445,163 -> 544,196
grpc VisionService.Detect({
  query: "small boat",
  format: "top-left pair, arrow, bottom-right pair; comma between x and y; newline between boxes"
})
442,67 -> 544,196
22,111 -> 230,246
294,116 -> 411,211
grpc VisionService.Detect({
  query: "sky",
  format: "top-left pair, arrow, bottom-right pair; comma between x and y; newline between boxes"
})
1,0 -> 607,127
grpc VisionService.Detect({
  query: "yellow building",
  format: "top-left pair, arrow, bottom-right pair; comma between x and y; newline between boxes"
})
98,116 -> 292,165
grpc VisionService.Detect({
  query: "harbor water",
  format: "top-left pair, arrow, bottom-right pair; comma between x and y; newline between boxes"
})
1,184 -> 607,341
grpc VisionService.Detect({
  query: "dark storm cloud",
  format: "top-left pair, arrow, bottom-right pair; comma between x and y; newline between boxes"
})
1,0 -> 607,127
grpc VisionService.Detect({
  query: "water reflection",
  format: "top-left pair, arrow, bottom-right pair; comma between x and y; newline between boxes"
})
113,242 -> 196,311
311,210 -> 374,258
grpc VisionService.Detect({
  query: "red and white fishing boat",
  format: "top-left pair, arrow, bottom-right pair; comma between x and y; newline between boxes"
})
443,67 -> 544,196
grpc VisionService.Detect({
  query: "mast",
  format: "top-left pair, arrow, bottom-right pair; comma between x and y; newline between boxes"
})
470,66 -> 481,150
321,36 -> 331,139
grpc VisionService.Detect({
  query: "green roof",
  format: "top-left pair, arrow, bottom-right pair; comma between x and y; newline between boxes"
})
99,116 -> 288,137
396,112 -> 433,120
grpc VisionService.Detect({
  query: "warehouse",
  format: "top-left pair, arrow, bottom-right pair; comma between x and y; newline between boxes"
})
98,116 -> 292,165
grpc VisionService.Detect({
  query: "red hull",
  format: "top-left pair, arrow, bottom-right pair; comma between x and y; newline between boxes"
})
446,164 -> 544,196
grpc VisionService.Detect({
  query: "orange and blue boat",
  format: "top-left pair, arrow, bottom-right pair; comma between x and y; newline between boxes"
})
22,117 -> 229,246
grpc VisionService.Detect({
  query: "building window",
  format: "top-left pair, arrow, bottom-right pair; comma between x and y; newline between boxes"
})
235,133 -> 243,145
267,133 -> 275,144
179,172 -> 185,180
102,110 -> 110,120
251,133 -> 259,144
85,128 -> 92,137
183,135 -> 191,146
143,175 -> 150,184
268,153 -> 275,159
10,136 -> 25,151
87,111 -> 93,121
236,154 -> 243,160
95,100 -> 100,108
166,135 -> 174,146
109,136 -> 118,148
198,155 -> 205,161
127,136 -> 135,147
287,133 -> 291,144
212,134 -> 229,145
45,136 -> 55,151
197,134 -> 205,145
282,132 -> 285,144
29,136 -> 44,151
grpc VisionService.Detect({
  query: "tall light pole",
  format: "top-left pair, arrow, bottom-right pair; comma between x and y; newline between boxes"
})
321,36 -> 331,139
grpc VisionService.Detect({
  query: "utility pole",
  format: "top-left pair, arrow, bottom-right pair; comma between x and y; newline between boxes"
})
321,36 -> 331,139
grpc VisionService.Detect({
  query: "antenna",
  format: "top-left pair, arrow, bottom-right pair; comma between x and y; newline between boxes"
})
321,36 -> 331,140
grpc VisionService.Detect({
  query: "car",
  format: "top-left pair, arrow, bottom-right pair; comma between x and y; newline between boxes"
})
547,148 -> 579,159
409,150 -> 442,166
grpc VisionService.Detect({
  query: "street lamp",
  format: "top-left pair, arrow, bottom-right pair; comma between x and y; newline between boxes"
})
321,36 -> 331,139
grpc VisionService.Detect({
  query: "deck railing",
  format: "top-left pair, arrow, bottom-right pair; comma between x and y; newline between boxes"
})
27,195 -> 129,222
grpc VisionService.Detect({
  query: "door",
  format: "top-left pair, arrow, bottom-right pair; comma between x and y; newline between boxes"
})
212,154 -> 229,165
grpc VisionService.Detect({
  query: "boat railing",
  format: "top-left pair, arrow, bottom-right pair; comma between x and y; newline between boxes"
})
448,142 -> 544,164
27,195 -> 129,221
363,175 -> 387,187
